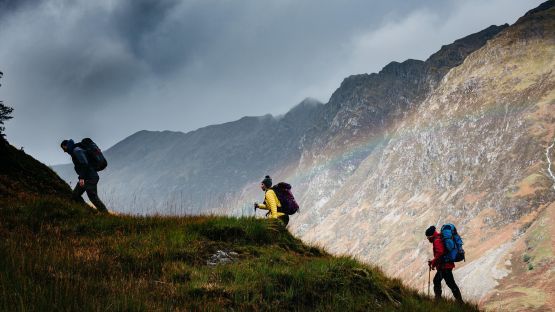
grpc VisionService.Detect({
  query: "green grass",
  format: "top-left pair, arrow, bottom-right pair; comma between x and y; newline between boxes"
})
0,196 -> 478,311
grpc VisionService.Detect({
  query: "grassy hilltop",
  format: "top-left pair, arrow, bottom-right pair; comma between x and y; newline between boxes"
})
0,140 -> 477,311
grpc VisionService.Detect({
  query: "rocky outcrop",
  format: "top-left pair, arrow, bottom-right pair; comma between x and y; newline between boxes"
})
289,24 -> 508,233
304,24 -> 508,160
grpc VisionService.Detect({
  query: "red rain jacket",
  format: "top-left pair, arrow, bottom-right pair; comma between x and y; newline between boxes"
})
431,231 -> 455,270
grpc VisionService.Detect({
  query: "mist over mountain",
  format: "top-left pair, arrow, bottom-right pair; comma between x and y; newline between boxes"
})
54,1 -> 555,309
55,97 -> 324,214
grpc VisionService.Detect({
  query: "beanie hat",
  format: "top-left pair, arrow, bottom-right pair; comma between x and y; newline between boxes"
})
262,175 -> 272,188
425,226 -> 436,237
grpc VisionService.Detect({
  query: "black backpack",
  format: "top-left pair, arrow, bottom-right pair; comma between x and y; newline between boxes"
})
272,182 -> 299,215
77,138 -> 107,171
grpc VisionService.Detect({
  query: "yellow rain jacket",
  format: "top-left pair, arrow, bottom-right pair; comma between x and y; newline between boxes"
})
257,189 -> 285,219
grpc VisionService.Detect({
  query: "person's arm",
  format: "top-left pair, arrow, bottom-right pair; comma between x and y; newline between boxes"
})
73,148 -> 94,180
264,190 -> 279,218
257,202 -> 268,209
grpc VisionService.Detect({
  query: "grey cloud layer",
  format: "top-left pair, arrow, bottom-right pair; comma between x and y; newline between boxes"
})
0,0 -> 543,164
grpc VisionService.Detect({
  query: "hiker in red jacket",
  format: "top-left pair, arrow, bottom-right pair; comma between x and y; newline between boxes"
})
426,226 -> 463,303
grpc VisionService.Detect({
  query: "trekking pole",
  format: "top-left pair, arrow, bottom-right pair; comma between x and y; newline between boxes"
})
428,266 -> 431,297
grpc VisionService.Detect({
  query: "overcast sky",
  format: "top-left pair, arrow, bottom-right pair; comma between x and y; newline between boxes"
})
0,0 -> 544,165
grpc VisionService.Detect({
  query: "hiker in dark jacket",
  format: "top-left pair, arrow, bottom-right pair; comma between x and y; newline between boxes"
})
426,226 -> 463,303
61,139 -> 108,213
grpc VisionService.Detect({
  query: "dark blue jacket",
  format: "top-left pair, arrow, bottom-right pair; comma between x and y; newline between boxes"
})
65,139 -> 98,180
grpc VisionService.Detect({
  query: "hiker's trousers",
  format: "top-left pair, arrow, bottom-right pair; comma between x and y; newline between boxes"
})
278,214 -> 289,226
72,177 -> 108,213
433,269 -> 463,302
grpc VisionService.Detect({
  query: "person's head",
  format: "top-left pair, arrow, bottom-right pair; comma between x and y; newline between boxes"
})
425,226 -> 436,243
60,139 -> 73,153
261,175 -> 272,191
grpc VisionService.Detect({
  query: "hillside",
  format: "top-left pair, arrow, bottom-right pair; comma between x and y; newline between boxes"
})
0,137 -> 71,200
0,139 -> 476,311
50,1 -> 555,310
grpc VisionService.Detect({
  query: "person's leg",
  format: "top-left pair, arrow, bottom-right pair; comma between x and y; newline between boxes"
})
84,178 -> 108,213
433,270 -> 443,300
71,182 -> 86,203
443,269 -> 463,303
278,214 -> 289,226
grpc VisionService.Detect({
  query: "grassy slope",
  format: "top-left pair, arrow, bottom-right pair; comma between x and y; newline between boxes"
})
0,199 -> 478,312
0,138 -> 72,200
0,139 -> 477,311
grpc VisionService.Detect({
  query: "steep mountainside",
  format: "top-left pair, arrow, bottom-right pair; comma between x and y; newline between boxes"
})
288,2 -> 555,310
304,24 -> 508,160
288,24 -> 508,223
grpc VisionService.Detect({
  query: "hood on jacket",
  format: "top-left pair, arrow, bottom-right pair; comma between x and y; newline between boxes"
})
64,139 -> 75,154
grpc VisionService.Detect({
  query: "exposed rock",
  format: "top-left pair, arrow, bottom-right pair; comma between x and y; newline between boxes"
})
206,250 -> 239,266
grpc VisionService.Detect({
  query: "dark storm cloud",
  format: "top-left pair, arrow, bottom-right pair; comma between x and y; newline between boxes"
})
0,0 -> 37,13
4,0 -> 446,102
110,0 -> 184,74
0,0 -> 544,164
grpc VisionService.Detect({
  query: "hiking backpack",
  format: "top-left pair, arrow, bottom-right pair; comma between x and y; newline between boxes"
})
77,138 -> 108,171
271,182 -> 299,215
440,223 -> 465,263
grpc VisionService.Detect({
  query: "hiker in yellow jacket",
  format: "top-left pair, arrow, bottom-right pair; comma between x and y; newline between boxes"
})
254,175 -> 289,225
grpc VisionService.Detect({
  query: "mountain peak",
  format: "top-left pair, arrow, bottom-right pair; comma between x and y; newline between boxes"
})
283,98 -> 324,124
299,97 -> 322,106
522,0 -> 554,18
283,97 -> 323,116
